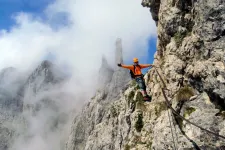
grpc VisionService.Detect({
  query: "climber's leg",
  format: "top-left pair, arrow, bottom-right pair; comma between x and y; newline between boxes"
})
135,77 -> 151,102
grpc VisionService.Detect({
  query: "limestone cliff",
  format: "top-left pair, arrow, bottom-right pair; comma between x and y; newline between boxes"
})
0,68 -> 25,150
0,60 -> 71,150
144,0 -> 225,149
66,38 -> 131,150
66,0 -> 225,149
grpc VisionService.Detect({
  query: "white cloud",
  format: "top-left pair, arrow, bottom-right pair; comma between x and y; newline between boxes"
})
0,0 -> 156,74
0,0 -> 156,149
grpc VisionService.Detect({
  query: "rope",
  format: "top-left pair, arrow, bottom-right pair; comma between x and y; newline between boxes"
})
173,113 -> 201,150
171,109 -> 180,148
153,67 -> 225,140
167,108 -> 177,150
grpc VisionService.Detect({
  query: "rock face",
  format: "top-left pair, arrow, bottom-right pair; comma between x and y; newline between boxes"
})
0,67 -> 26,150
66,39 -> 131,150
106,39 -> 131,101
22,60 -> 66,111
0,67 -> 24,113
66,0 -> 225,150
10,60 -> 73,150
0,60 -> 71,150
97,38 -> 130,101
98,56 -> 114,90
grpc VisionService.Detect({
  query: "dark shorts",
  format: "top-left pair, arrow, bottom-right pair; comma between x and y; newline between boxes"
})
135,77 -> 146,90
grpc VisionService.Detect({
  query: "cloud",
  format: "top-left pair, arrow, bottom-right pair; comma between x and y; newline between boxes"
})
0,0 -> 157,149
0,0 -> 156,73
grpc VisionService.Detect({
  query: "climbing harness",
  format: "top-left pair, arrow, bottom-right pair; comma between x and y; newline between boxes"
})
153,66 -> 225,140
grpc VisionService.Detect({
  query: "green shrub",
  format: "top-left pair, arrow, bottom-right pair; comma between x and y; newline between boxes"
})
135,113 -> 144,132
184,107 -> 196,118
110,105 -> 117,117
174,30 -> 192,47
124,144 -> 130,150
127,91 -> 135,108
136,92 -> 144,102
174,32 -> 185,47
176,85 -> 195,102
136,92 -> 146,110
146,141 -> 152,150
154,102 -> 167,117
128,91 -> 135,100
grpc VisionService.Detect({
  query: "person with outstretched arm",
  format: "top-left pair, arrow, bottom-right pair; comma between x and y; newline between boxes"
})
117,58 -> 154,102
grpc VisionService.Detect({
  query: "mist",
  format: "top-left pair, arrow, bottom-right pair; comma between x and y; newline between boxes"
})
0,0 -> 156,149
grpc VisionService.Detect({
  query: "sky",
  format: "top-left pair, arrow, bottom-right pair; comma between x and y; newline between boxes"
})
0,0 -> 53,29
0,0 -> 157,85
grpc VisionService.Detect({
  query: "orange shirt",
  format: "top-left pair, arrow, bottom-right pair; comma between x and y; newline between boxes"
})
121,64 -> 151,76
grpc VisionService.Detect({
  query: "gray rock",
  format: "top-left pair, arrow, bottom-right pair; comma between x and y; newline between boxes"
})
98,56 -> 114,90
66,0 -> 225,150
105,39 -> 131,101
0,67 -> 26,150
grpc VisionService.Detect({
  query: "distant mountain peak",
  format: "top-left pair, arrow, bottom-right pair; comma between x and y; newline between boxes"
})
40,60 -> 53,69
25,60 -> 66,93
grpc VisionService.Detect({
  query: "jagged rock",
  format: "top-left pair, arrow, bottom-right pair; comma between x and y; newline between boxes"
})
0,66 -> 25,113
141,0 -> 160,24
21,60 -> 68,112
0,67 -> 25,112
147,0 -> 225,149
24,60 -> 65,93
115,38 -> 123,66
0,67 -> 27,150
0,60 -> 72,150
106,39 -> 131,101
98,56 -> 114,90
66,39 -> 131,150
106,68 -> 130,101
66,0 -> 225,150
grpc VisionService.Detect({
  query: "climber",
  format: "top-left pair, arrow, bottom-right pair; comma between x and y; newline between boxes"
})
117,58 -> 154,102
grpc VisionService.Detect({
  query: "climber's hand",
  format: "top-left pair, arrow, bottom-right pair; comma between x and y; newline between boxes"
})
117,63 -> 122,67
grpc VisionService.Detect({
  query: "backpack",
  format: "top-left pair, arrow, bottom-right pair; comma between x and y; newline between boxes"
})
130,65 -> 142,79
130,69 -> 136,79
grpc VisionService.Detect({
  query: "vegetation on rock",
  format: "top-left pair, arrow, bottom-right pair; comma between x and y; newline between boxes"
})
128,91 -> 135,100
110,105 -> 117,118
154,101 -> 167,117
184,107 -> 196,118
176,85 -> 195,102
174,31 -> 191,47
124,144 -> 130,150
135,113 -> 144,132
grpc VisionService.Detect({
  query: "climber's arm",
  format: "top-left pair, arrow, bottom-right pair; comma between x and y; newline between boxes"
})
117,64 -> 133,69
139,64 -> 154,69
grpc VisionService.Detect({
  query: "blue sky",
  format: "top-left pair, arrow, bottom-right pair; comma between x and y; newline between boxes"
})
123,36 -> 157,74
144,37 -> 157,73
0,0 -> 53,30
0,0 -> 157,74
141,37 -> 157,74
